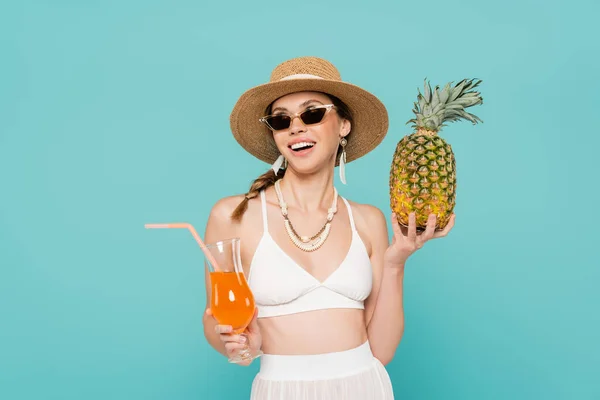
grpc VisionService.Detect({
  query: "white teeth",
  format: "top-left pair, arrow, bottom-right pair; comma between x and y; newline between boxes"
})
290,142 -> 315,150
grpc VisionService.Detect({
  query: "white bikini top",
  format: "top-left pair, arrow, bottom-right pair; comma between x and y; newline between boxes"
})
247,190 -> 373,318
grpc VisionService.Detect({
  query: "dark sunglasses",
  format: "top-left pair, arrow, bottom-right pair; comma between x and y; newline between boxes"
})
259,104 -> 336,131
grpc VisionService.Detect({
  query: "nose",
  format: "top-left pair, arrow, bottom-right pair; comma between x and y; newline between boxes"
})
288,115 -> 306,135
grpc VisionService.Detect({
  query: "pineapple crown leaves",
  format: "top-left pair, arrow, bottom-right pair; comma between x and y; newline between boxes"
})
407,78 -> 484,131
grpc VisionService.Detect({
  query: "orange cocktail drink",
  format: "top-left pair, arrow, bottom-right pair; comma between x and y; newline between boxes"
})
209,270 -> 255,334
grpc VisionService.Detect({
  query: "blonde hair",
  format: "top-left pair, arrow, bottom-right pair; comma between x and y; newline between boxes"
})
230,93 -> 353,221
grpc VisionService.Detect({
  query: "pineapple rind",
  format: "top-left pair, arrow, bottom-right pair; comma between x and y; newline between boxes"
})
390,133 -> 456,231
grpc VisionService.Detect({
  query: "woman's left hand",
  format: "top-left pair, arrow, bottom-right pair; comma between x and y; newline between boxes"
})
383,212 -> 455,269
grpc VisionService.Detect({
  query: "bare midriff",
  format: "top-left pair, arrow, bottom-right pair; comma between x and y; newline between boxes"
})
258,308 -> 368,355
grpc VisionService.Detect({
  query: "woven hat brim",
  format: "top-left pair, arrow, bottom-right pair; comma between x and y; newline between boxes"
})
229,78 -> 389,167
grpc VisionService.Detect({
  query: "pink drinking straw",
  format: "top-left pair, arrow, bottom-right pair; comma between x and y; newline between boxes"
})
144,223 -> 220,271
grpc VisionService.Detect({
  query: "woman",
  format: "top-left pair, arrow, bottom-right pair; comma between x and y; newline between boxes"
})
202,56 -> 455,399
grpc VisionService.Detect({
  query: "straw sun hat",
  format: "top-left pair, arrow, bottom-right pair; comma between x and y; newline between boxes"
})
229,56 -> 389,167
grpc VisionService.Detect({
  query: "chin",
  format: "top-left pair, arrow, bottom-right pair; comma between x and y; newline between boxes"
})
286,157 -> 333,175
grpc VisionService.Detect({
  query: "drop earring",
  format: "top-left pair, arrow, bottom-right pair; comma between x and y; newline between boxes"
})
339,138 -> 347,185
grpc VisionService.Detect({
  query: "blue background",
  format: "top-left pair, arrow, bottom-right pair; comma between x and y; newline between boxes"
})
1,0 -> 598,399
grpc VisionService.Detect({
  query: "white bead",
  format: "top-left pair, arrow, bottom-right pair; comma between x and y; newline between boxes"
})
274,179 -> 339,252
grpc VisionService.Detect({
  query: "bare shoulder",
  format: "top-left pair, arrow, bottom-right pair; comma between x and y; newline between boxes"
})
208,194 -> 247,221
345,199 -> 387,230
204,193 -> 260,243
344,199 -> 389,254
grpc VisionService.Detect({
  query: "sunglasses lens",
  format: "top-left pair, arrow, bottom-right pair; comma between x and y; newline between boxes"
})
301,108 -> 327,125
264,106 -> 330,131
266,115 -> 291,130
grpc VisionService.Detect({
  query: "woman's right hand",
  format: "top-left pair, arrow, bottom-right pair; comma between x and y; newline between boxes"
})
206,307 -> 262,366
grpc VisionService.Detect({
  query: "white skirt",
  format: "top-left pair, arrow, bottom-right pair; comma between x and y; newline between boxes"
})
250,341 -> 394,400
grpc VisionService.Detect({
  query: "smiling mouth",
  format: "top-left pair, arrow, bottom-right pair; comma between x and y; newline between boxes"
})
289,141 -> 316,152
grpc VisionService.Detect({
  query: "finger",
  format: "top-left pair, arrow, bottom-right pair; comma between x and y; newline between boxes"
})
205,308 -> 212,317
220,333 -> 245,343
225,342 -> 246,354
434,213 -> 455,238
214,324 -> 233,334
407,212 -> 417,241
420,214 -> 437,242
390,213 -> 403,238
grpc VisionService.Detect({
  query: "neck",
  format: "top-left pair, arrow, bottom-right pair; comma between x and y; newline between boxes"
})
277,168 -> 336,213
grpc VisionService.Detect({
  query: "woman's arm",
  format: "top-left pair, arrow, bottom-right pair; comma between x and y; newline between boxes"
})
202,196 -> 240,357
362,207 -> 455,365
201,195 -> 263,366
362,206 -> 405,365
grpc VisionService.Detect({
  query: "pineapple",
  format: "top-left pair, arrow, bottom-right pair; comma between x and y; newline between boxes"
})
389,78 -> 483,232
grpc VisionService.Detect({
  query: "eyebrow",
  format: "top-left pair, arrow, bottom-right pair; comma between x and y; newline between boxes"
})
272,99 -> 324,113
